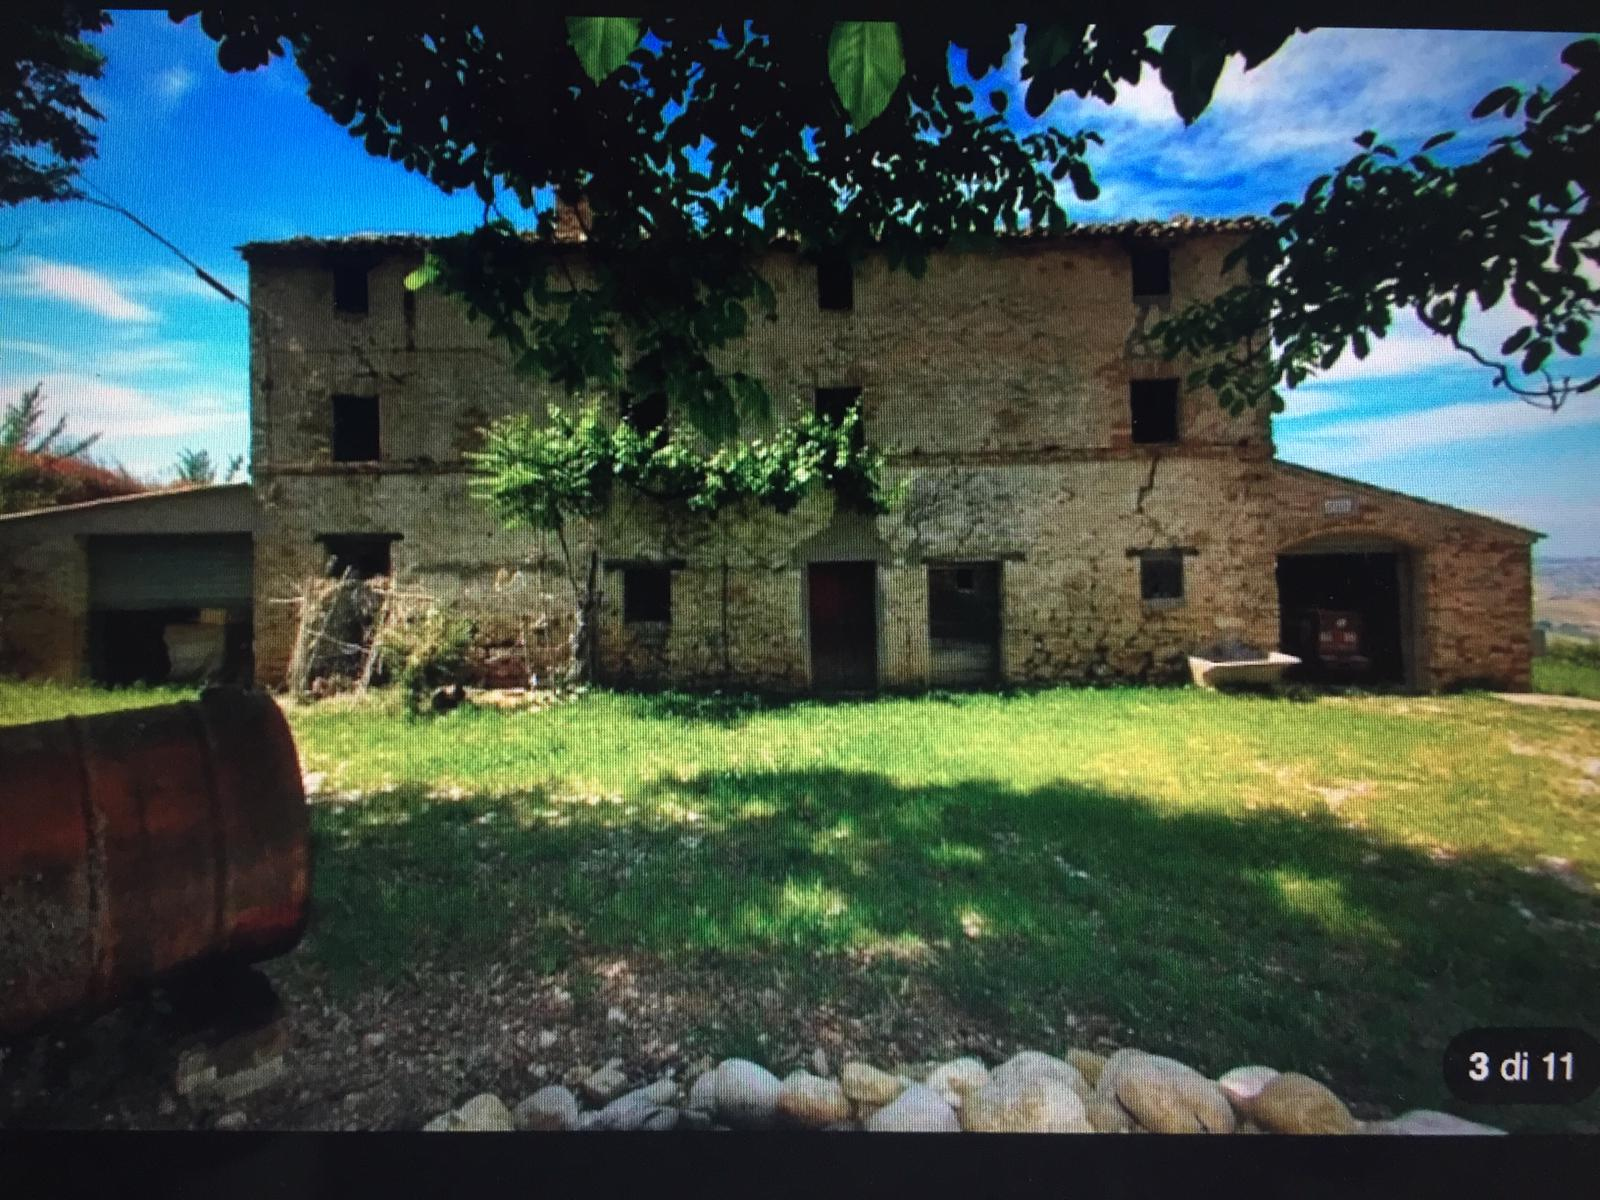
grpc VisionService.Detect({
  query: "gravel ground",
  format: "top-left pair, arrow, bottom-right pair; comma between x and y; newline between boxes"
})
0,950 -> 1068,1131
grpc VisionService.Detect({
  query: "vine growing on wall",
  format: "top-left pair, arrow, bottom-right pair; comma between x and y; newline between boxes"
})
468,400 -> 897,683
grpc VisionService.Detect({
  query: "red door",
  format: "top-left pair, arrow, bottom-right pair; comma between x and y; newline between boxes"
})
807,562 -> 878,692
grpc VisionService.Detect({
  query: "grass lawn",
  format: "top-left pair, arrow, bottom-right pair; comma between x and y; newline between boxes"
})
1533,639 -> 1600,701
3,678 -> 1598,1132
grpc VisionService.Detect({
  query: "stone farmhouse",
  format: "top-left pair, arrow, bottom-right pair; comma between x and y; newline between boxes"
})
232,207 -> 1537,694
0,210 -> 1538,692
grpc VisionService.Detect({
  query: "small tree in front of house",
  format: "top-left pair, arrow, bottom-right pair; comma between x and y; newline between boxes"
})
469,398 -> 894,686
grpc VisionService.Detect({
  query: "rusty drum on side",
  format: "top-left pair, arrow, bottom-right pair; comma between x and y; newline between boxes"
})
0,689 -> 309,1040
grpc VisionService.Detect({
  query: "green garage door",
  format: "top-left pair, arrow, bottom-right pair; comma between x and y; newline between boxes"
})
88,534 -> 253,610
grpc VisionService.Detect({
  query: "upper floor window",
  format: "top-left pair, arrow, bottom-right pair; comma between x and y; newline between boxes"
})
318,533 -> 398,580
1139,550 -> 1185,602
332,260 -> 370,314
1130,245 -> 1171,299
1129,379 -> 1180,445
815,386 -> 865,449
623,566 -> 672,624
817,251 -> 853,311
330,394 -> 381,462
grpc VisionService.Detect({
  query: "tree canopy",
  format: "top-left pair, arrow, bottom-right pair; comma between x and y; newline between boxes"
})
172,12 -> 1304,439
1,4 -> 109,206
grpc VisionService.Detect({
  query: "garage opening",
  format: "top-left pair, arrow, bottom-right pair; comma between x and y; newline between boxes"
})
87,534 -> 254,686
928,561 -> 1001,687
1276,544 -> 1413,686
807,561 -> 877,692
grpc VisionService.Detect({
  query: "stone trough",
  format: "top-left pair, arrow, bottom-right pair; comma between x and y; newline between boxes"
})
1188,651 -> 1301,690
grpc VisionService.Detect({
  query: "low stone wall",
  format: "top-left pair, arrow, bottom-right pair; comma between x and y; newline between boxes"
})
421,1046 -> 1506,1135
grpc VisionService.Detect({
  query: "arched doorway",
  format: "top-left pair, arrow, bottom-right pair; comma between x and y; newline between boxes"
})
1276,533 -> 1419,687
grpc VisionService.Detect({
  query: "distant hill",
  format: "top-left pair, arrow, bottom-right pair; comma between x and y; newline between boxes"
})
1535,557 -> 1600,642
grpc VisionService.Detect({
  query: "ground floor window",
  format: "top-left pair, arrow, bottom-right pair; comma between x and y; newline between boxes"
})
318,533 -> 398,580
1139,550 -> 1185,602
928,560 -> 1001,687
623,566 -> 672,624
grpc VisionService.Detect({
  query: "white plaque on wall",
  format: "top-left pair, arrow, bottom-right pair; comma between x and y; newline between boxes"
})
1323,496 -> 1356,516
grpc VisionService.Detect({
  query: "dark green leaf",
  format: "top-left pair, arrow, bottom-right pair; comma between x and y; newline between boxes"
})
564,17 -> 642,84
1067,160 -> 1098,201
1470,86 -> 1518,120
1354,130 -> 1377,149
1521,339 -> 1552,374
1560,37 -> 1599,71
1500,328 -> 1533,355
1555,322 -> 1587,356
989,89 -> 1008,113
1421,131 -> 1456,151
1159,25 -> 1229,125
827,21 -> 906,129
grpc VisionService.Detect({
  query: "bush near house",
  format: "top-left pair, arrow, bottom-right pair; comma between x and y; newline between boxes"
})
0,449 -> 144,514
1,680 -> 1596,1132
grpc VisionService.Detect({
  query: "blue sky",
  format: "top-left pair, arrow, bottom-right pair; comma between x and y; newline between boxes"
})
1,16 -> 1595,555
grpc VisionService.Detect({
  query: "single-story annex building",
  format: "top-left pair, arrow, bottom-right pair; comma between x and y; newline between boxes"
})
0,484 -> 255,686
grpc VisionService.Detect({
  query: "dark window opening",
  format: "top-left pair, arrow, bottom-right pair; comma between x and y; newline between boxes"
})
1131,245 -> 1171,298
1129,379 -> 1180,445
622,390 -> 669,438
624,567 -> 672,624
927,562 -> 1001,687
88,608 -> 253,687
817,252 -> 853,311
331,394 -> 381,462
319,534 -> 397,580
332,260 -> 370,314
1140,551 -> 1185,602
815,386 -> 865,449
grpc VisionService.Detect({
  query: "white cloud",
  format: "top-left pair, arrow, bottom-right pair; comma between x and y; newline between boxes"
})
130,265 -> 250,305
1278,394 -> 1599,471
154,66 -> 196,102
1,372 -> 240,441
3,258 -> 158,323
0,369 -> 247,478
0,340 -> 71,369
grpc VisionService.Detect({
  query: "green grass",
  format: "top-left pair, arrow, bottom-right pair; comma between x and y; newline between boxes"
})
4,678 -> 1599,1131
1534,639 -> 1600,701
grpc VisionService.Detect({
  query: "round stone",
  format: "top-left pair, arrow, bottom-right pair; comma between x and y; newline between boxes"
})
866,1083 -> 961,1132
1216,1066 -> 1279,1114
990,1051 -> 1091,1102
776,1071 -> 851,1127
1246,1073 -> 1357,1135
514,1085 -> 580,1131
713,1059 -> 783,1129
840,1062 -> 906,1106
961,1075 -> 1092,1133
926,1057 -> 990,1108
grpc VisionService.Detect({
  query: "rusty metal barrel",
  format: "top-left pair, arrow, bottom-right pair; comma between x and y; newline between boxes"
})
0,688 -> 309,1039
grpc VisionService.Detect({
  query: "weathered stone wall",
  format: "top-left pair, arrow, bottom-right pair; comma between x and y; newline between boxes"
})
0,525 -> 88,681
1268,463 -> 1536,690
243,232 -> 1534,692
0,487 -> 256,684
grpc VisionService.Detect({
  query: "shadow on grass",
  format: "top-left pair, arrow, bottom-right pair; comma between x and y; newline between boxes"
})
287,765 -> 1600,1131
